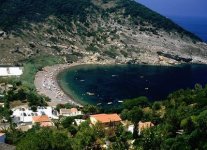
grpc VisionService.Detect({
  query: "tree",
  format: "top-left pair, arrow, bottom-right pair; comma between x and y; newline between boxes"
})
52,131 -> 72,150
26,91 -> 46,106
53,119 -> 61,129
128,107 -> 143,123
152,102 -> 161,111
138,126 -> 163,150
123,96 -> 149,109
31,106 -> 37,112
127,106 -> 143,138
16,88 -> 26,100
109,139 -> 129,150
6,129 -> 24,145
61,117 -> 74,128
164,109 -> 181,137
82,105 -> 100,114
73,121 -> 96,149
68,125 -> 78,136
120,109 -> 128,120
180,117 -> 195,133
17,128 -> 72,150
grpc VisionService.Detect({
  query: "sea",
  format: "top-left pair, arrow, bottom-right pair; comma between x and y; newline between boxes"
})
170,16 -> 207,42
58,64 -> 207,106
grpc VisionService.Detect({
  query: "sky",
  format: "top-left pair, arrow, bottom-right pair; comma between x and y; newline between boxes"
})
136,0 -> 207,18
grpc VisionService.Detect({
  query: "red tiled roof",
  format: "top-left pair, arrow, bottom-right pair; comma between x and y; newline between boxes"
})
90,114 -> 122,123
32,115 -> 50,123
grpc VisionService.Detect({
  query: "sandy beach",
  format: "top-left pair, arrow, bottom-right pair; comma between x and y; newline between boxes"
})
34,57 -> 116,107
34,63 -> 86,107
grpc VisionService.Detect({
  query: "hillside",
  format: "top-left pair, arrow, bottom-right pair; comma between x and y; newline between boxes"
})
0,0 -> 207,65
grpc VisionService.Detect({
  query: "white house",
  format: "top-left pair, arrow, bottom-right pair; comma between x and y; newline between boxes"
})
127,124 -> 134,134
74,119 -> 86,126
12,106 -> 58,123
0,67 -> 23,77
59,108 -> 82,117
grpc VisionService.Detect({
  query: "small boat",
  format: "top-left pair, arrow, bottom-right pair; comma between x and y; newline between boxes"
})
107,102 -> 113,105
145,88 -> 149,90
80,80 -> 85,82
140,76 -> 144,78
112,75 -> 118,77
118,100 -> 123,103
86,92 -> 95,96
97,103 -> 102,106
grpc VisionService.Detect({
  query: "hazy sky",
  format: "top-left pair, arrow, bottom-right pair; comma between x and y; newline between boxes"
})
136,0 -> 207,18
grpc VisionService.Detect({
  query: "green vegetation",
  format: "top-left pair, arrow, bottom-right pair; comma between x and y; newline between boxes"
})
120,84 -> 207,149
13,121 -> 131,150
0,0 -> 200,41
103,46 -> 118,59
0,80 -> 48,110
20,55 -> 64,88
0,0 -> 203,66
0,55 -> 63,120
86,44 -> 99,53
0,0 -> 206,148
0,0 -> 100,31
2,84 -> 207,149
16,127 -> 72,150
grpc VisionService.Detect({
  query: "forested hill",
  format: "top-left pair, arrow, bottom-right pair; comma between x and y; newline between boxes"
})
0,0 -> 207,65
0,0 -> 199,39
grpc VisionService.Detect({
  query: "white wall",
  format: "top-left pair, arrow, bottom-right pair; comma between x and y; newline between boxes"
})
12,106 -> 58,123
0,67 -> 23,76
90,117 -> 98,125
61,111 -> 82,117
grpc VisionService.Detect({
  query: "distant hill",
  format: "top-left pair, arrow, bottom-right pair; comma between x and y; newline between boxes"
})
0,0 -> 206,65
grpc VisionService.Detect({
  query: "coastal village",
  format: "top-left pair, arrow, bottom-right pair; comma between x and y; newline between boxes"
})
0,65 -> 155,149
0,0 -> 207,149
1,62 -> 207,149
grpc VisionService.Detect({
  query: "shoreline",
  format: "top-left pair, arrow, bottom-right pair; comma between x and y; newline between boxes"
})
34,61 -> 206,107
34,62 -> 110,107
34,62 -> 84,107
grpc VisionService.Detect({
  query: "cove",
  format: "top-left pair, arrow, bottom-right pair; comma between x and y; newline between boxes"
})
57,64 -> 207,106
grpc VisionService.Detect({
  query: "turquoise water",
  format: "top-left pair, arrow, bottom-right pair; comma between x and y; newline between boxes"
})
58,64 -> 207,106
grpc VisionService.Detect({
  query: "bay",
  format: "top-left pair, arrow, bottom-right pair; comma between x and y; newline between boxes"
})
58,64 -> 207,106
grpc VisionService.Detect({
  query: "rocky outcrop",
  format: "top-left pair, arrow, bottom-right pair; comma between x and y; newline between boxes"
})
157,51 -> 193,63
0,31 -> 6,39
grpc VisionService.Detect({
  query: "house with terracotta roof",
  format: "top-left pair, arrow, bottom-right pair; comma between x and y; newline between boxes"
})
32,115 -> 53,127
12,106 -> 58,123
138,121 -> 154,135
59,108 -> 82,117
90,114 -> 122,127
